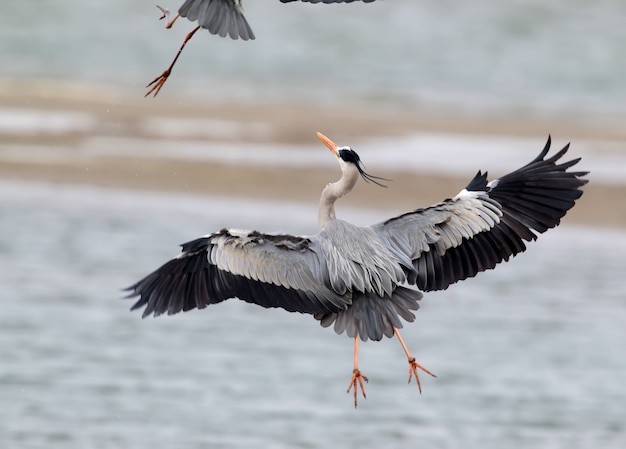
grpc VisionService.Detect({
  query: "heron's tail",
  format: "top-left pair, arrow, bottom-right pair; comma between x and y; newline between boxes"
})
315,286 -> 422,342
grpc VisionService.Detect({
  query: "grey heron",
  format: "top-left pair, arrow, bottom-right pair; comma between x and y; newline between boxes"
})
146,0 -> 378,97
125,132 -> 588,407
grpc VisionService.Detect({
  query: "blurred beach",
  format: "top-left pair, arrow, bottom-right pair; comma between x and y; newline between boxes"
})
1,1 -> 626,448
1,0 -> 625,226
1,85 -> 625,228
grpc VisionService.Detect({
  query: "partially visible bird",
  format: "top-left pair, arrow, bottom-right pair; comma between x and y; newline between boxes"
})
146,0 -> 378,97
124,132 -> 588,407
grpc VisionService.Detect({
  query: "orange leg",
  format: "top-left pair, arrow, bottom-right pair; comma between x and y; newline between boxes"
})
393,327 -> 436,393
165,12 -> 180,29
145,25 -> 201,97
346,335 -> 368,408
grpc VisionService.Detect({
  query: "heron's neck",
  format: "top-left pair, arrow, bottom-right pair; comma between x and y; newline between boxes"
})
318,166 -> 359,229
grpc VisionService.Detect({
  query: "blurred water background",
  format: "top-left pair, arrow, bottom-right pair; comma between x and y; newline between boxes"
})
1,1 -> 626,448
2,0 -> 626,121
1,181 -> 625,449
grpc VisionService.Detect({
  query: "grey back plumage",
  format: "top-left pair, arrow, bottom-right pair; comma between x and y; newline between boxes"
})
318,219 -> 405,297
313,219 -> 422,341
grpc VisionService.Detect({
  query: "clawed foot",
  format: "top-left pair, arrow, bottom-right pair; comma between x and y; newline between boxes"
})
347,369 -> 368,408
145,70 -> 171,97
407,357 -> 436,393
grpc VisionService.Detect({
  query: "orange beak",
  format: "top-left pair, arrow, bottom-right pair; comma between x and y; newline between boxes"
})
316,132 -> 339,156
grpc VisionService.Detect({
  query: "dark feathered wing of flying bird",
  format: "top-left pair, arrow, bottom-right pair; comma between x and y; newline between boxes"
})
145,0 -> 378,97
124,133 -> 588,407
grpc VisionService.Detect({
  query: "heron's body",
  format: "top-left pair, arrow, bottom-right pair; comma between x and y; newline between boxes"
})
125,132 -> 588,405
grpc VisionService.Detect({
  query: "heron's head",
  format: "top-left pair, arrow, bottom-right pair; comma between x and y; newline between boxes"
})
316,132 -> 388,187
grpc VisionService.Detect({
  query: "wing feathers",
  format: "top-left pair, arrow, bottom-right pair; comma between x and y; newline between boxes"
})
125,229 -> 351,318
178,0 -> 255,40
374,137 -> 588,292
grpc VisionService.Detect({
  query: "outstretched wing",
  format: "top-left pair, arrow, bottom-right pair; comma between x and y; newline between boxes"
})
125,229 -> 351,318
179,0 -> 255,40
372,136 -> 589,292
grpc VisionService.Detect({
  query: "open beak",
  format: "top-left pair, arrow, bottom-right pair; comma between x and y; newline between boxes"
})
317,132 -> 339,157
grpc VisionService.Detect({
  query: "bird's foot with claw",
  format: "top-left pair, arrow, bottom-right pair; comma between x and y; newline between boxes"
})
407,357 -> 436,393
145,71 -> 170,97
347,369 -> 368,408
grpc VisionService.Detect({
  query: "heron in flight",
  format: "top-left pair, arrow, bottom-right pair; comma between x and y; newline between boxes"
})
125,132 -> 588,407
146,0 -> 378,97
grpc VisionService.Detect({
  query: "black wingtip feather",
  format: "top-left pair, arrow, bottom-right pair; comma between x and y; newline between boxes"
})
415,136 -> 587,292
488,137 -> 588,237
465,170 -> 489,191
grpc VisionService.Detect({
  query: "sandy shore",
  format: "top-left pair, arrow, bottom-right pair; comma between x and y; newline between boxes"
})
1,84 -> 624,229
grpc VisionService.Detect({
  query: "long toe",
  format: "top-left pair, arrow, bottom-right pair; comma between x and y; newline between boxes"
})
407,358 -> 436,394
346,369 -> 368,408
145,72 -> 170,97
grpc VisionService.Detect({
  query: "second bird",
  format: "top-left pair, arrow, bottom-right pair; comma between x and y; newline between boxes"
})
146,0 -> 378,96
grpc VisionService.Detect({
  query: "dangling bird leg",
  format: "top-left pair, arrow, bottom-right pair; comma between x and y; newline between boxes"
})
346,335 -> 368,408
165,11 -> 180,29
145,25 -> 201,97
393,327 -> 436,393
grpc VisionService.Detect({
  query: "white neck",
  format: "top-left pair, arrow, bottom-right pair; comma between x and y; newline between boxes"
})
318,164 -> 359,229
